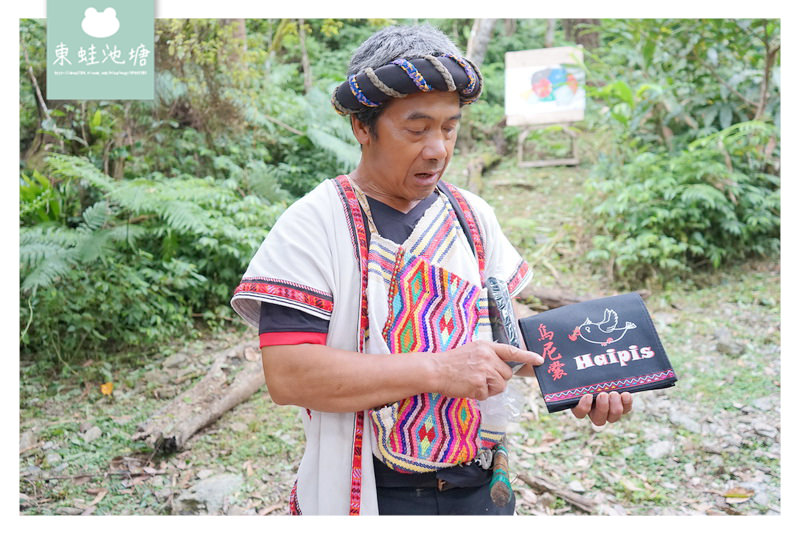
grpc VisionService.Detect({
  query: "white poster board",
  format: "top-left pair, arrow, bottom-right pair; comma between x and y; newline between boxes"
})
504,46 -> 585,127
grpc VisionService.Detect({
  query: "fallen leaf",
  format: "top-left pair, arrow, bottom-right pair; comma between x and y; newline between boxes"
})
244,347 -> 260,362
243,460 -> 254,477
88,489 -> 108,507
620,478 -> 644,492
100,382 -> 114,396
724,486 -> 754,504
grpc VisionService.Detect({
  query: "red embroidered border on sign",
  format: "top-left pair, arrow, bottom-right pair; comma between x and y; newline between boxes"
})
543,369 -> 677,402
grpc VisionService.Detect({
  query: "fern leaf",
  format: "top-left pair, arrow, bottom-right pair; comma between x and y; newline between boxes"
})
106,224 -> 147,243
45,154 -> 113,192
20,251 -> 77,293
74,228 -> 114,263
158,201 -> 210,233
306,128 -> 360,169
81,201 -> 113,231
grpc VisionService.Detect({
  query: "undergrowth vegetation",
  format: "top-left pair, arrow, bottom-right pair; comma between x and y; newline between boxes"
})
19,18 -> 779,370
580,19 -> 780,285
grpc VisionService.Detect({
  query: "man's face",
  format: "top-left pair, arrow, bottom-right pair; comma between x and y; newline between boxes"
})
353,91 -> 461,211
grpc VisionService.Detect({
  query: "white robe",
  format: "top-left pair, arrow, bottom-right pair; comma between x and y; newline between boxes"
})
231,175 -> 531,515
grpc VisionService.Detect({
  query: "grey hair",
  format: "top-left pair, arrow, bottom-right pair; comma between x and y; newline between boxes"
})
347,24 -> 463,138
347,24 -> 463,76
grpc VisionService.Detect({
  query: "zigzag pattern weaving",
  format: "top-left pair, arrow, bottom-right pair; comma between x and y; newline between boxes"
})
371,393 -> 480,473
381,250 -> 480,354
543,369 -> 677,402
369,236 -> 487,472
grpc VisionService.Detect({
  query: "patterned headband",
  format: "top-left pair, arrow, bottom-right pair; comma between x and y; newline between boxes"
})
331,54 -> 483,116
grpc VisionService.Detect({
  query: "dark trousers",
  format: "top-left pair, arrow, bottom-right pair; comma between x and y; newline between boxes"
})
373,457 -> 516,515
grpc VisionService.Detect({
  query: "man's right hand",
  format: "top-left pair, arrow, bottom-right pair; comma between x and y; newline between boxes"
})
431,340 -> 543,400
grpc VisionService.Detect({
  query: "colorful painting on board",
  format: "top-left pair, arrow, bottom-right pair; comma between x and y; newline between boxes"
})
505,47 -> 585,126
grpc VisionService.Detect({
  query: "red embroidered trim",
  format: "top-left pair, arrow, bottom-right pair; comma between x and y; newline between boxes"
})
234,278 -> 333,315
332,175 -> 369,516
259,331 -> 327,348
348,411 -> 365,515
441,182 -> 486,279
289,479 -> 302,515
507,259 -> 531,296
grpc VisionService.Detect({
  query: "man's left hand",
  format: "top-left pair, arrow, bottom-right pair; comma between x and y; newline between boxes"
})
571,391 -> 633,426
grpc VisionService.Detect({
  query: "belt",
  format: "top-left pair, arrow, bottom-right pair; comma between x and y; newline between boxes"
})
372,455 -> 493,492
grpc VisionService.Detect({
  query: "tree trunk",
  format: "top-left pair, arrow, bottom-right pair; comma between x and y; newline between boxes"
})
466,19 -> 497,68
754,22 -> 779,121
132,342 -> 266,453
298,19 -> 313,93
545,19 -> 556,48
562,19 -> 600,49
220,19 -> 247,66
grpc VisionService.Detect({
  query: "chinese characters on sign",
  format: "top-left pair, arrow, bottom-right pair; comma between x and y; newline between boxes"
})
52,42 -> 151,71
537,323 -> 567,381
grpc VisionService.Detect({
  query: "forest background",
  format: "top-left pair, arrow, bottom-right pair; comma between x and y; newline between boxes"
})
17,17 -> 783,517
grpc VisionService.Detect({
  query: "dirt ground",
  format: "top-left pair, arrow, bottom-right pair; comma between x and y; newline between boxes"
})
19,157 -> 782,517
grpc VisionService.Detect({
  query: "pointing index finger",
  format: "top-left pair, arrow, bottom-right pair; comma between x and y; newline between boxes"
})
493,342 -> 543,366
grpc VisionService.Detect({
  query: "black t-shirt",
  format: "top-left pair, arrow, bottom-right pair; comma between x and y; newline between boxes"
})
258,191 -> 438,336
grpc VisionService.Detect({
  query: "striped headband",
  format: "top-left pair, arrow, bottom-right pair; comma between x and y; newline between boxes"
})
331,54 -> 483,116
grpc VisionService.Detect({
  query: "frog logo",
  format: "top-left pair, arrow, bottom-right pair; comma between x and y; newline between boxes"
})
81,7 -> 120,38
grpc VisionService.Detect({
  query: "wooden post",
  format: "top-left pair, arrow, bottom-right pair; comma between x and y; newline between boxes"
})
517,123 -> 579,168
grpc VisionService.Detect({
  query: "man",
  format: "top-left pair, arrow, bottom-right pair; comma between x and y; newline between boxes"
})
231,24 -> 632,515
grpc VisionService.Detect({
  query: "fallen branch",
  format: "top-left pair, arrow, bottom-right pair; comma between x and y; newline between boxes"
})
464,152 -> 501,194
263,114 -> 304,136
491,180 -> 538,190
132,342 -> 266,453
517,472 -> 598,514
519,286 -> 651,310
259,502 -> 285,515
22,469 -> 168,482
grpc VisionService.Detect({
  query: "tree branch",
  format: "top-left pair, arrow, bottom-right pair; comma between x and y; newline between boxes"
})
263,114 -> 304,136
22,44 -> 50,121
692,50 -> 759,110
754,22 -> 779,121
